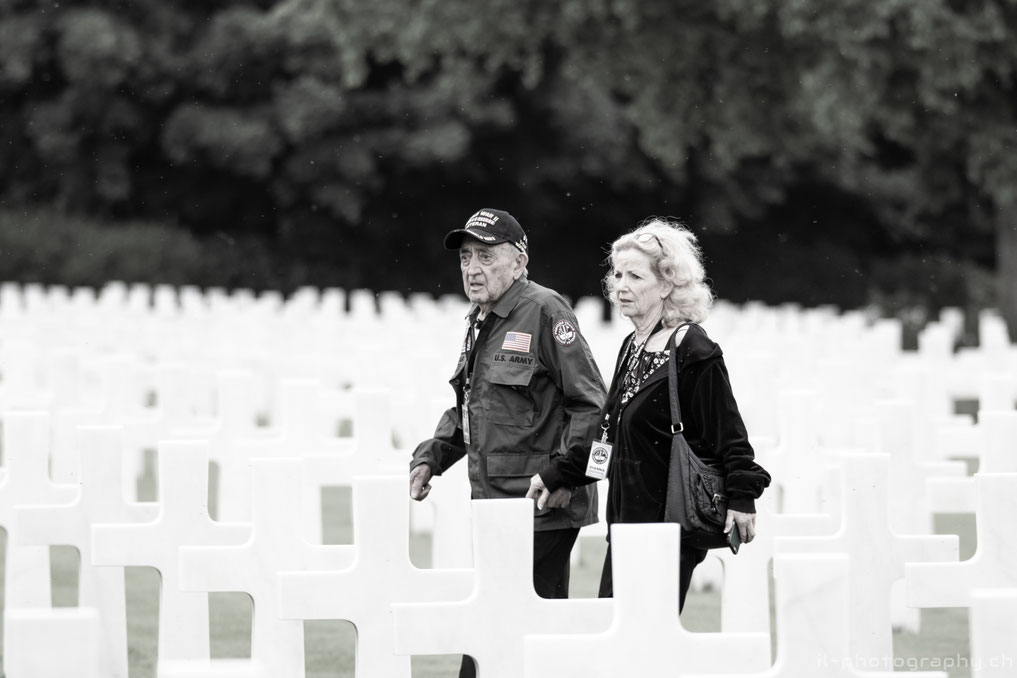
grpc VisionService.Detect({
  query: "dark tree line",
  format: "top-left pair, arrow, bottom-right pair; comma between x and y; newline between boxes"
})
1,0 -> 1014,332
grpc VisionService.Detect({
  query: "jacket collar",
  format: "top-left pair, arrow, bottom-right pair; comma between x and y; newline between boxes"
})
465,276 -> 529,321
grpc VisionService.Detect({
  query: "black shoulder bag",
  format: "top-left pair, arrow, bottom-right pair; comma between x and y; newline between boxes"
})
662,325 -> 731,550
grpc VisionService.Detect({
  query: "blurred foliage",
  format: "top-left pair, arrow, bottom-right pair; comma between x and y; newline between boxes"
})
0,206 -> 362,291
0,0 -> 1014,327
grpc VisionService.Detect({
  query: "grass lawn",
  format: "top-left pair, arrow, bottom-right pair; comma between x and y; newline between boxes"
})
0,459 -> 977,678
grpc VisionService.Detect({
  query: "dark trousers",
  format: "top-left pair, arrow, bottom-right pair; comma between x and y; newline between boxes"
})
597,540 -> 708,612
458,526 -> 580,678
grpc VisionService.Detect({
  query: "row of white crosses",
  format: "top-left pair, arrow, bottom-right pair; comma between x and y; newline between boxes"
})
0,281 -> 1015,677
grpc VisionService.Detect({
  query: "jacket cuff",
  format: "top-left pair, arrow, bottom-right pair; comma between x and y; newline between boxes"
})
727,496 -> 756,514
538,461 -> 567,492
410,458 -> 442,477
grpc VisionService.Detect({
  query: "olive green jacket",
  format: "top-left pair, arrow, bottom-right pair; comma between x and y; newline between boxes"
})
411,277 -> 605,530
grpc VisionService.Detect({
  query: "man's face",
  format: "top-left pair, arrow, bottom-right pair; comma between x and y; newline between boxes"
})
459,241 -> 525,313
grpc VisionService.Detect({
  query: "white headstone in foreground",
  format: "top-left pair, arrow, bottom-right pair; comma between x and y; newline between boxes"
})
776,453 -> 958,662
91,440 -> 251,667
907,473 -> 1017,607
159,659 -> 269,678
715,489 -> 835,634
969,589 -> 1017,678
0,411 -> 79,609
4,608 -> 101,678
0,414 -> 79,677
278,475 -> 473,678
394,499 -> 614,678
523,522 -> 771,677
178,458 -> 354,678
15,425 -> 160,678
683,554 -> 946,678
928,411 -> 1017,513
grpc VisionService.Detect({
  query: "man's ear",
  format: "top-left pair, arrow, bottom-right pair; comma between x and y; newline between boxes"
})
513,251 -> 529,278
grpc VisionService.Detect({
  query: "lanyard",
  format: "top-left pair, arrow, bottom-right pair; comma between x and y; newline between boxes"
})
600,319 -> 665,442
462,314 -> 485,390
460,314 -> 487,447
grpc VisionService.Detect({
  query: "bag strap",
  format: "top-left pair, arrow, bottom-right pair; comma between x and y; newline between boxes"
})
666,323 -> 693,434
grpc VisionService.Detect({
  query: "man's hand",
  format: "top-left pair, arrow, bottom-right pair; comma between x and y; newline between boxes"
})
525,473 -> 550,509
525,474 -> 572,511
545,487 -> 573,510
409,464 -> 433,501
724,509 -> 757,543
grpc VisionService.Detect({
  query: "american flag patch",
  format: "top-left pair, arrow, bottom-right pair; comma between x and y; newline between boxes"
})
501,331 -> 532,353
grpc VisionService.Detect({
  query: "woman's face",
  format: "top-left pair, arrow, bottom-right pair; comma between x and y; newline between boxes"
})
612,247 -> 670,324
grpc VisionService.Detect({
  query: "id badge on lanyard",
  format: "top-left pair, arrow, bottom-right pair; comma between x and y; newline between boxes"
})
585,437 -> 612,480
586,416 -> 614,480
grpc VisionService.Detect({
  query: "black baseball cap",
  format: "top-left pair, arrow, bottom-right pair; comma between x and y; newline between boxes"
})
443,208 -> 528,253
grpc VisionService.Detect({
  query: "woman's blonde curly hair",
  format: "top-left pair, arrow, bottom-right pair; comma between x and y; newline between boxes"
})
603,216 -> 714,326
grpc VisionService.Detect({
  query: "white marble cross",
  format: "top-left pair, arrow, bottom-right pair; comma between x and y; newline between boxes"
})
968,411 -> 1016,475
215,379 -> 351,541
928,411 -> 1017,513
278,475 -> 473,677
0,411 -> 81,676
54,353 -> 160,498
977,372 -> 1017,414
776,453 -> 958,662
683,554 -> 946,678
523,522 -> 771,677
117,362 -> 219,492
0,412 -> 79,608
158,659 -> 270,678
178,457 -> 354,678
15,425 -> 160,678
302,387 -> 409,484
0,340 -> 51,409
394,499 -> 614,678
91,440 -> 251,667
969,589 -> 1017,678
4,607 -> 102,678
409,396 -> 474,569
714,488 -> 836,634
161,369 -> 268,519
299,387 -> 409,540
870,399 -> 966,535
907,473 -> 1017,607
764,389 -> 835,513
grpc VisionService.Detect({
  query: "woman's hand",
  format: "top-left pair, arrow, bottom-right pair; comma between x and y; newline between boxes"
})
525,474 -> 572,510
724,510 -> 757,543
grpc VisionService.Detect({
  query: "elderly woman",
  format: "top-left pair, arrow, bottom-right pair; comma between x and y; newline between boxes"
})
528,217 -> 770,609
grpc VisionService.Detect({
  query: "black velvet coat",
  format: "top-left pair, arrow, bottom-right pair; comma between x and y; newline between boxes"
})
540,324 -> 770,525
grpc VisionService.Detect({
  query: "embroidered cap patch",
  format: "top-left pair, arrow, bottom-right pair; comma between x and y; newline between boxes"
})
553,319 -> 578,346
502,331 -> 532,352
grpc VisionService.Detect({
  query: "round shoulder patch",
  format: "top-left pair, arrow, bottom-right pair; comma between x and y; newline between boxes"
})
552,319 -> 578,347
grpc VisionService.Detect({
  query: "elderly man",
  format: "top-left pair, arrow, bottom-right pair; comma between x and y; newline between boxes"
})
409,208 -> 605,675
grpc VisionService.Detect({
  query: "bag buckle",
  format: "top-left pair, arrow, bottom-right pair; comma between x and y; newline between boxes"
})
671,422 -> 684,434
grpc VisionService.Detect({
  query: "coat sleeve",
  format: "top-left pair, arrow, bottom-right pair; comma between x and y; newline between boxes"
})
537,324 -> 624,491
684,358 -> 771,513
531,308 -> 607,489
410,406 -> 467,476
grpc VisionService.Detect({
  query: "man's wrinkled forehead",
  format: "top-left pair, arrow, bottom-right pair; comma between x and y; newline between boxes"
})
459,240 -> 510,255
